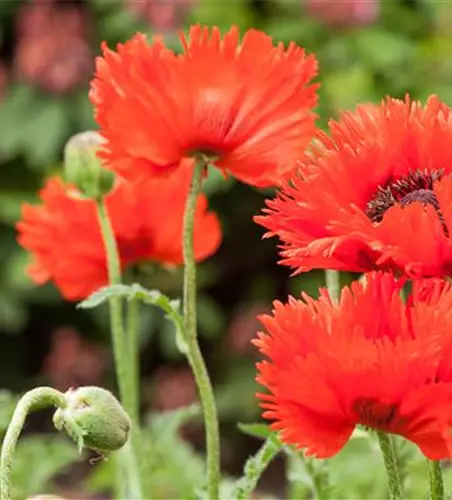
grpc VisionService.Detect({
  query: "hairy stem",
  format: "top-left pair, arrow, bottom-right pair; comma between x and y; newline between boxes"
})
429,460 -> 444,500
234,436 -> 280,500
1,387 -> 66,500
127,297 -> 140,421
183,159 -> 220,499
377,432 -> 402,500
95,199 -> 142,498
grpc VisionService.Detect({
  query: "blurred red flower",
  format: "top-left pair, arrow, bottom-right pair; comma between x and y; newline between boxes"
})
43,327 -> 107,390
255,272 -> 452,459
152,366 -> 198,411
227,302 -> 272,356
0,61 -> 8,100
257,95 -> 452,278
17,167 -> 221,300
126,0 -> 195,32
305,0 -> 380,27
14,1 -> 92,95
90,25 -> 318,187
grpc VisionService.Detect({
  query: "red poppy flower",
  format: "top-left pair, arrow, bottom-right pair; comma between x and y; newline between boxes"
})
256,95 -> 452,278
17,167 -> 221,301
90,24 -> 318,187
254,272 -> 452,459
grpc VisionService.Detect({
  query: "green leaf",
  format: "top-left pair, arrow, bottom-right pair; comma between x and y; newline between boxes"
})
353,30 -> 414,70
139,405 -> 206,499
12,435 -> 80,499
238,423 -> 274,441
0,85 -> 37,161
23,98 -> 69,169
79,283 -> 187,353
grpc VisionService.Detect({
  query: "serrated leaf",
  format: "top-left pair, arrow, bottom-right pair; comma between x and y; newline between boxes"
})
238,423 -> 274,441
12,435 -> 80,499
140,405 -> 206,499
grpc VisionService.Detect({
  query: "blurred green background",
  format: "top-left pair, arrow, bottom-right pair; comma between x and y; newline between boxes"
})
1,0 -> 451,498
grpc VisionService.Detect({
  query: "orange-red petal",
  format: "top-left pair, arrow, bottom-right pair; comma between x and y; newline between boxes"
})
91,25 -> 318,188
254,272 -> 452,458
256,95 -> 452,277
17,168 -> 221,300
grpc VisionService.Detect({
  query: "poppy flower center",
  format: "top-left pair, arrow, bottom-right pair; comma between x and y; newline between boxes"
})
365,169 -> 448,234
352,398 -> 398,430
117,233 -> 151,264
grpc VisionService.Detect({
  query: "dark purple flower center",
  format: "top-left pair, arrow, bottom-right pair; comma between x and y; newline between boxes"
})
366,169 -> 448,235
353,398 -> 398,430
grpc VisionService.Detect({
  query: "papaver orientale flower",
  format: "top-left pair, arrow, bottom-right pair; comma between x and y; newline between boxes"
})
255,272 -> 452,459
90,24 -> 318,187
17,166 -> 221,300
257,95 -> 452,278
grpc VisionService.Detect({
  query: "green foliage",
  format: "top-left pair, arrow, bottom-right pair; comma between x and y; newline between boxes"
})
11,436 -> 79,500
1,1 -> 452,498
88,405 -> 207,499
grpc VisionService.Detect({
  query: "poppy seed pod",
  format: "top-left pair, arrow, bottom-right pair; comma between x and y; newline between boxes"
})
64,131 -> 115,200
53,386 -> 131,454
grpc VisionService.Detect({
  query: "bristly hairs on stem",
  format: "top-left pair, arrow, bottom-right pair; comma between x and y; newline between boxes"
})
182,157 -> 221,500
376,431 -> 402,500
95,199 -> 143,498
429,460 -> 444,500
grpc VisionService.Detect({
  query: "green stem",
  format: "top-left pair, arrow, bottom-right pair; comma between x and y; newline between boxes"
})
429,460 -> 444,500
287,453 -> 309,500
95,199 -> 142,499
377,432 -> 402,500
126,297 -> 140,423
325,269 -> 341,302
183,159 -> 220,500
234,436 -> 280,500
0,387 -> 66,500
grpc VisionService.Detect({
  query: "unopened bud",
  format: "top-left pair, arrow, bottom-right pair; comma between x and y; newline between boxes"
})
64,131 -> 115,199
53,386 -> 131,455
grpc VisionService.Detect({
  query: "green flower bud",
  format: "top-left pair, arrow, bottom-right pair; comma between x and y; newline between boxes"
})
64,131 -> 115,199
53,386 -> 131,455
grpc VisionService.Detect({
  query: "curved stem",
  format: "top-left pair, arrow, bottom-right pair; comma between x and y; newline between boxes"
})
377,432 -> 402,500
429,460 -> 444,500
183,159 -> 220,500
325,269 -> 341,302
95,200 -> 142,499
1,387 -> 66,500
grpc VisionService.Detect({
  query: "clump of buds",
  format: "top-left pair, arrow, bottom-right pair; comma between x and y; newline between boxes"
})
53,386 -> 131,455
64,131 -> 115,200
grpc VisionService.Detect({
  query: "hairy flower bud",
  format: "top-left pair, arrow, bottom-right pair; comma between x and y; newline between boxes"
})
64,131 -> 115,199
53,386 -> 131,454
